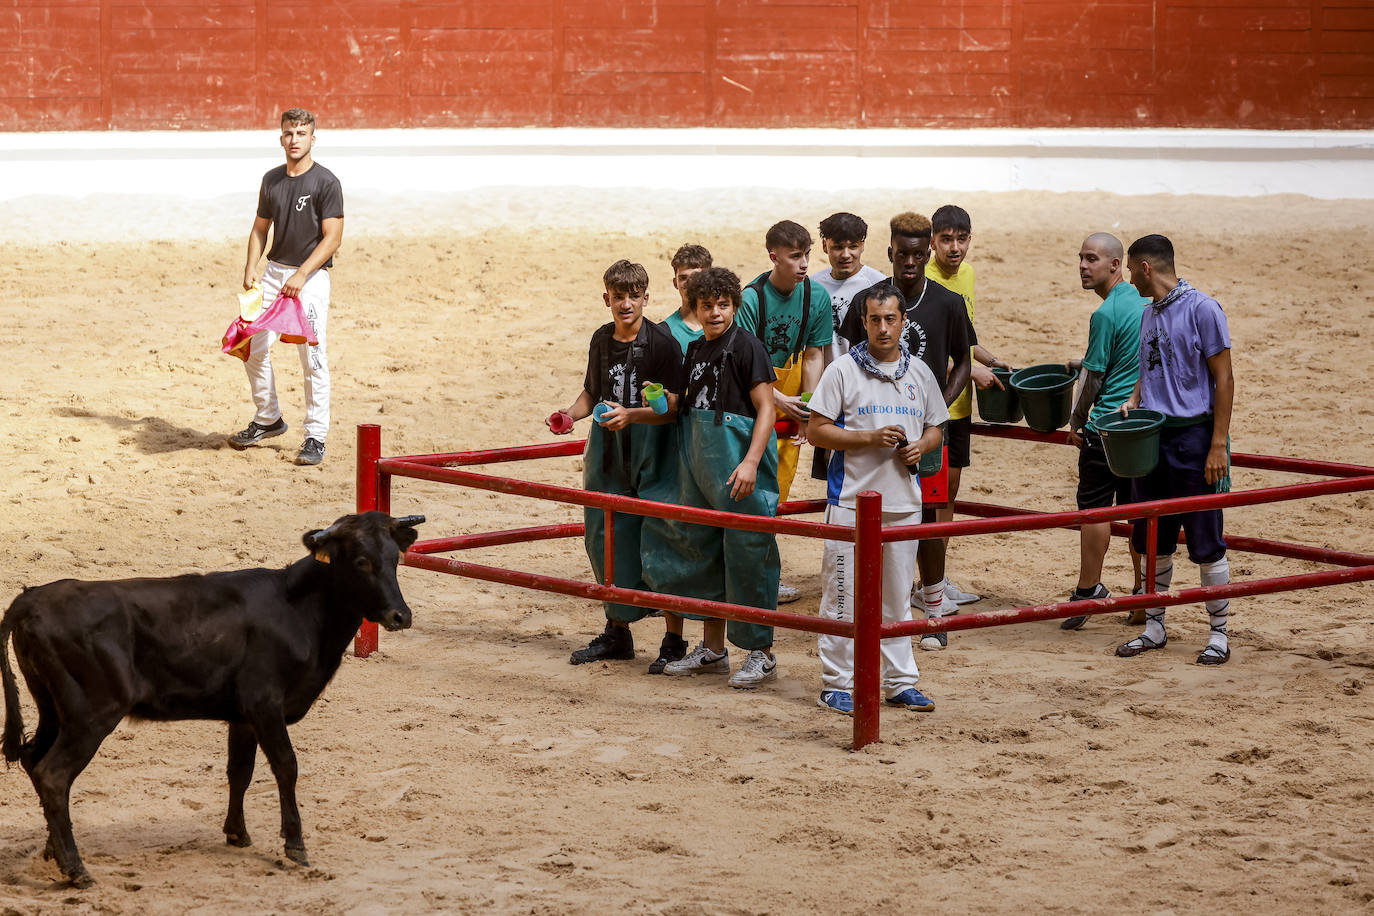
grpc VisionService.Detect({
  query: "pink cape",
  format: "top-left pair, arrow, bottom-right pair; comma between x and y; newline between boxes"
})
221,292 -> 318,362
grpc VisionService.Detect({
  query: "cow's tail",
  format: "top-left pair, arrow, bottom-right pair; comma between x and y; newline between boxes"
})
0,599 -> 23,764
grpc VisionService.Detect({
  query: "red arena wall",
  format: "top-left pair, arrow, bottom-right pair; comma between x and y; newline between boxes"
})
3,0 -> 1371,131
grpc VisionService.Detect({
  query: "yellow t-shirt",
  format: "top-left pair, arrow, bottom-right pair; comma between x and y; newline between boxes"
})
927,261 -> 975,419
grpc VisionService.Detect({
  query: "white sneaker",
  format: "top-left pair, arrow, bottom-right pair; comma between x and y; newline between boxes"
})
663,642 -> 729,676
728,650 -> 778,689
777,583 -> 802,604
919,631 -> 948,651
941,594 -> 958,615
944,580 -> 981,604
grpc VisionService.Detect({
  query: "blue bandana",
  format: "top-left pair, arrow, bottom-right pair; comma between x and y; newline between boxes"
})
849,340 -> 912,389
1152,277 -> 1193,313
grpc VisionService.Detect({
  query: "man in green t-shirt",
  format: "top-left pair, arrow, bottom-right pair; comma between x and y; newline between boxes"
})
1060,233 -> 1148,630
737,220 -> 833,604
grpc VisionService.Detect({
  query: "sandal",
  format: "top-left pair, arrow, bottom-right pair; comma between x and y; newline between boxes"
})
1116,633 -> 1167,658
1196,644 -> 1231,666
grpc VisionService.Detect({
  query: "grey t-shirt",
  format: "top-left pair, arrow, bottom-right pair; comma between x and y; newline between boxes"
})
257,163 -> 344,268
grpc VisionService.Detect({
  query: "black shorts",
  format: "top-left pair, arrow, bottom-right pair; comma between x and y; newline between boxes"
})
1077,433 -> 1132,510
947,415 -> 972,468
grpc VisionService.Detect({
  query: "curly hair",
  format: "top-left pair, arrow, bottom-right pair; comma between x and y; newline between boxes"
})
281,107 -> 315,129
889,211 -> 932,240
685,266 -> 742,311
603,259 -> 649,296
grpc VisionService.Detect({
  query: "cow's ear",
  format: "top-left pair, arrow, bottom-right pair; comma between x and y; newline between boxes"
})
392,525 -> 420,552
303,527 -> 335,563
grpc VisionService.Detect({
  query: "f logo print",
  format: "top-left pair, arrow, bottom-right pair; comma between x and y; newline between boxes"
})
295,194 -> 311,212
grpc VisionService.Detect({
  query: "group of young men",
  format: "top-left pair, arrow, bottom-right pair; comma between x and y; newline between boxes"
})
550,204 -> 1237,714
231,110 -> 1234,709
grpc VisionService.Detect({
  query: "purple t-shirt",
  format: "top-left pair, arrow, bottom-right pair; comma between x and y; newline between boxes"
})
1138,280 -> 1230,418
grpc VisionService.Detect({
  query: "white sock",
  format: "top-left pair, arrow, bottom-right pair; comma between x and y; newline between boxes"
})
1200,555 -> 1231,651
922,581 -> 944,619
1142,558 -> 1173,643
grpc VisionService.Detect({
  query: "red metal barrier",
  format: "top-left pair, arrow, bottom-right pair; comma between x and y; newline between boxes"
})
357,423 -> 1374,750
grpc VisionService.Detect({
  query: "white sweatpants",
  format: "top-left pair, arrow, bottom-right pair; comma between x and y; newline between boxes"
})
245,260 -> 330,441
818,503 -> 922,697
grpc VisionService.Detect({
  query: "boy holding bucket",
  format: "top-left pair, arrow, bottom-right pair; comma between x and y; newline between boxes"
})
549,260 -> 687,671
925,205 -> 1013,608
1059,233 -> 1147,630
1117,234 -> 1235,666
808,285 -> 948,715
657,267 -> 783,689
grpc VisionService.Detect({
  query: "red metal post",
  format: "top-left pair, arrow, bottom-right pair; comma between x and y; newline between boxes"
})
603,508 -> 615,588
354,424 -> 381,658
852,491 -> 884,751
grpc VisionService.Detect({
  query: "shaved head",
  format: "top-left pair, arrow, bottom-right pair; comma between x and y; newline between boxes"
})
1083,232 -> 1124,260
1079,232 -> 1125,298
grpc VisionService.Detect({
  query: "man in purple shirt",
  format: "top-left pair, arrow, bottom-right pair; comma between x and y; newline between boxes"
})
1116,234 -> 1235,666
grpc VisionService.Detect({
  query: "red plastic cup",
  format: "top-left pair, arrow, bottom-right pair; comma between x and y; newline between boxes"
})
547,411 -> 574,434
775,418 -> 799,437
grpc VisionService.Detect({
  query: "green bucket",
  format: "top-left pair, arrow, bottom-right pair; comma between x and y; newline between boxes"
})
1009,364 -> 1076,433
1097,409 -> 1165,478
975,366 -> 1022,424
917,423 -> 948,477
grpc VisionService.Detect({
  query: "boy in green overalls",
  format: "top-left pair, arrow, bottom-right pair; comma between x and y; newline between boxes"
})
549,260 -> 685,670
655,267 -> 783,689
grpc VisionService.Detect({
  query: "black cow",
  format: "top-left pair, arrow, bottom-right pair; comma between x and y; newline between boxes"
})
1,511 -> 423,887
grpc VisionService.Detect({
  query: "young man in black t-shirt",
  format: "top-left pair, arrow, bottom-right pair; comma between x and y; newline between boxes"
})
839,212 -> 973,649
657,267 -> 783,690
550,260 -> 687,672
229,107 -> 344,467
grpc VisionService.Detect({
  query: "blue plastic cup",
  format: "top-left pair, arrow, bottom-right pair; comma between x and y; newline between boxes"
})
592,403 -> 614,424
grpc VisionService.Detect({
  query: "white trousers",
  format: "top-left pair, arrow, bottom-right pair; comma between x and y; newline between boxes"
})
245,261 -> 330,441
818,504 -> 922,697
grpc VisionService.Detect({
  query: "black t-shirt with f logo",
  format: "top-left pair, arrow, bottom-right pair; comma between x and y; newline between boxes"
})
257,163 -> 344,269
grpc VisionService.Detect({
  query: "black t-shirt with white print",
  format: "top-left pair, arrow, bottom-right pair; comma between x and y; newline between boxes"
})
582,319 -> 684,408
839,276 -> 975,388
679,324 -> 776,419
257,162 -> 345,268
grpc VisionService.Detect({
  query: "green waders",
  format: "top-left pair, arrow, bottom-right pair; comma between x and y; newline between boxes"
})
642,409 -> 780,651
583,419 -> 678,624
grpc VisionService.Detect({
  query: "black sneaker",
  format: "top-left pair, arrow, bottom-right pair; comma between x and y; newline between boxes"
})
228,417 -> 287,450
569,623 -> 634,665
1060,582 -> 1110,630
647,633 -> 688,675
295,438 -> 326,466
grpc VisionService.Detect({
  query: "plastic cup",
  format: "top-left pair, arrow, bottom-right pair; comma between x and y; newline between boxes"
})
644,382 -> 668,415
547,411 -> 574,434
592,403 -> 614,424
775,418 -> 799,437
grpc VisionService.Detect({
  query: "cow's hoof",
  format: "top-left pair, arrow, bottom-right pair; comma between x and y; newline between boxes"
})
284,843 -> 309,867
67,870 -> 95,889
225,831 -> 253,848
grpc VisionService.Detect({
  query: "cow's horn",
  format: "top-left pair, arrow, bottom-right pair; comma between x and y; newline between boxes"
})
394,515 -> 425,528
306,524 -> 338,547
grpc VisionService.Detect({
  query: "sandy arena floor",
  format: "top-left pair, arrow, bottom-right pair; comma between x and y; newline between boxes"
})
1,189 -> 1372,914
